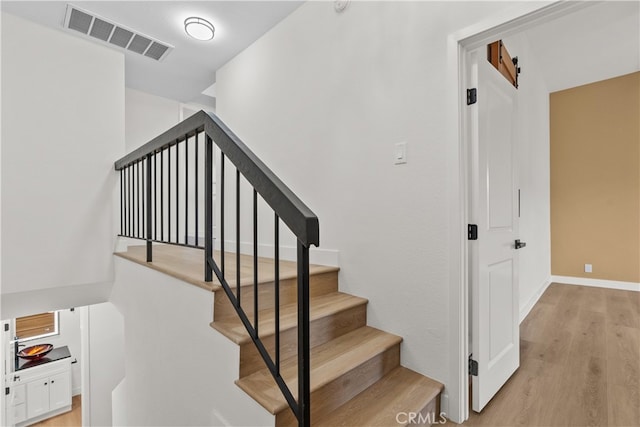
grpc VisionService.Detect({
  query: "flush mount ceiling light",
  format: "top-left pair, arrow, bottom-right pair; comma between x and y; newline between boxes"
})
184,17 -> 215,41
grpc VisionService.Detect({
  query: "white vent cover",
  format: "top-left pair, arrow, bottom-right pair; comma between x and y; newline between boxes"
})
64,4 -> 173,61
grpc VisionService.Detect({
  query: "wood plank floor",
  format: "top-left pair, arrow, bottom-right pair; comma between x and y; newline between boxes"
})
457,283 -> 640,426
31,395 -> 81,427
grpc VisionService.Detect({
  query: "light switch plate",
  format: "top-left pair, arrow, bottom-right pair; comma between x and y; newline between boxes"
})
585,263 -> 592,273
394,142 -> 407,165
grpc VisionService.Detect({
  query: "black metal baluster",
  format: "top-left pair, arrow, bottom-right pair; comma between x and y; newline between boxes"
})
195,132 -> 199,247
146,154 -> 152,262
129,163 -> 136,237
137,161 -> 141,238
128,165 -> 132,237
297,243 -> 311,427
274,214 -> 280,374
161,149 -> 164,242
176,140 -> 179,244
125,167 -> 129,236
142,160 -> 145,241
253,189 -> 258,336
133,163 -> 136,237
168,146 -> 171,241
154,152 -> 157,241
236,168 -> 241,308
220,153 -> 225,278
204,136 -> 213,282
123,167 -> 127,236
185,134 -> 189,245
120,169 -> 123,235
140,160 -> 147,239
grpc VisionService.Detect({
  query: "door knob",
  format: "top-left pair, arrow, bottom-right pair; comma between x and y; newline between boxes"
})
515,239 -> 527,250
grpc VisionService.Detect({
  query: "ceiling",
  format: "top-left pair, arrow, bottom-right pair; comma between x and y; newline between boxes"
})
2,1 -> 638,102
1,1 -> 303,105
524,1 -> 640,92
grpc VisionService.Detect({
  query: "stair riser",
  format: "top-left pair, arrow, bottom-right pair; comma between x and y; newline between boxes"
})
214,271 -> 339,321
400,397 -> 440,426
275,345 -> 401,426
239,303 -> 367,377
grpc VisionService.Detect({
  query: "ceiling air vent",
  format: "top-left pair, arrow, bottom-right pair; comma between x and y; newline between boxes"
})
63,4 -> 173,61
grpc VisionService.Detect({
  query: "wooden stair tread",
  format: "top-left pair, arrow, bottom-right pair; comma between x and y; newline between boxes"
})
115,244 -> 338,292
236,326 -> 402,414
315,366 -> 444,427
211,292 -> 367,344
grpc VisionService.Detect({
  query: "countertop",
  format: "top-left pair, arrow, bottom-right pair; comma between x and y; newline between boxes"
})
16,345 -> 71,371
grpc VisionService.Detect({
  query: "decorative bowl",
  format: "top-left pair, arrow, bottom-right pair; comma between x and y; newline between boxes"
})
18,344 -> 54,360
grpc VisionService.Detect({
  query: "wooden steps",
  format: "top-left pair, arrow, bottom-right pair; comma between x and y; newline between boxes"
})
315,367 -> 443,427
213,269 -> 340,321
212,292 -> 367,345
115,244 -> 443,426
237,326 -> 401,415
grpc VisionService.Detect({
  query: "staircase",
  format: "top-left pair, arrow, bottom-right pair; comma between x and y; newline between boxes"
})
113,110 -> 443,426
117,244 -> 443,426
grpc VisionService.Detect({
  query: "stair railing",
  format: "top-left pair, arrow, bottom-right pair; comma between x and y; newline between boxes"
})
114,110 -> 318,426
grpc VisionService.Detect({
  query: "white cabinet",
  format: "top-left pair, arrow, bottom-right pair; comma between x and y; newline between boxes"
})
25,370 -> 71,419
5,358 -> 72,426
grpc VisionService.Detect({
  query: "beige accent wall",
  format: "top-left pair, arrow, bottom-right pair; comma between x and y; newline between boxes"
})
551,72 -> 640,282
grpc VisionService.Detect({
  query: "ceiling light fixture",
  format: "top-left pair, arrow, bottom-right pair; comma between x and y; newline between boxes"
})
184,17 -> 215,41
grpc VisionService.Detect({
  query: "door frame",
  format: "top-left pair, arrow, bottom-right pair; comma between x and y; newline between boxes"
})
446,1 -> 597,423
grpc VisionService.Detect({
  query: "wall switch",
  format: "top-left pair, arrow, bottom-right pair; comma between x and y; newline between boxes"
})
394,142 -> 407,165
584,264 -> 592,273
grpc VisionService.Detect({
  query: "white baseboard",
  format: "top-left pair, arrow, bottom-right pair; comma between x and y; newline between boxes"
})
72,386 -> 82,396
215,240 -> 340,267
551,275 -> 640,292
519,278 -> 552,323
440,392 -> 450,421
117,235 -> 339,267
115,236 -> 140,252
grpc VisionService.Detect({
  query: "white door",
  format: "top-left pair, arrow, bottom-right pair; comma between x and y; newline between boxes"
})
469,47 -> 521,412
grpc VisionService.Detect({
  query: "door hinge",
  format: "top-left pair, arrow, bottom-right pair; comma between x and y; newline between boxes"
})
468,224 -> 478,240
5,387 -> 9,396
469,358 -> 479,376
467,88 -> 477,105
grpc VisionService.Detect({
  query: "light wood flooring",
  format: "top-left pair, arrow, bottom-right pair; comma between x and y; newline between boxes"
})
458,283 -> 640,426
31,395 -> 81,427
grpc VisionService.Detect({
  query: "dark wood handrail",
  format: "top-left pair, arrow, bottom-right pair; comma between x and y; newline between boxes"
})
114,110 -> 319,248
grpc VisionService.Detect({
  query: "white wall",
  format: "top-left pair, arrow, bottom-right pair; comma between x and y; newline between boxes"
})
110,257 -> 272,427
501,34 -> 552,321
123,88 -> 210,244
1,12 -> 125,313
125,88 -> 181,152
83,302 -> 125,427
215,0 -> 518,405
